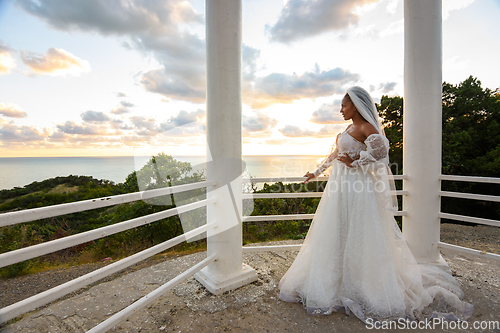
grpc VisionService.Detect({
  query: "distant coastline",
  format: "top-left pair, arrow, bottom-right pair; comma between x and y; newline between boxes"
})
0,155 -> 323,190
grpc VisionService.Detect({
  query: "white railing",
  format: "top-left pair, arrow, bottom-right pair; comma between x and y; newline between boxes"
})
438,175 -> 500,260
0,180 -> 217,328
241,175 -> 408,253
241,175 -> 500,261
2,173 -> 498,330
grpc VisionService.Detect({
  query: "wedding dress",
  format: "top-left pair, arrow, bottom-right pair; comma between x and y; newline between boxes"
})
278,128 -> 473,322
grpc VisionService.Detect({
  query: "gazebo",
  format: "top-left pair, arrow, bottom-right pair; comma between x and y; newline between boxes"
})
1,1 -> 498,332
195,0 -> 446,293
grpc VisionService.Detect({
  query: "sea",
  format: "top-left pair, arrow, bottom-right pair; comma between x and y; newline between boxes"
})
0,156 -> 324,190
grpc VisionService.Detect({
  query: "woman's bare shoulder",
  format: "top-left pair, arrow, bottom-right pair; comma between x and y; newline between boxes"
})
360,122 -> 378,137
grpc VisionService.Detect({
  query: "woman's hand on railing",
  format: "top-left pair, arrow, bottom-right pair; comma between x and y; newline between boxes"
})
303,172 -> 316,184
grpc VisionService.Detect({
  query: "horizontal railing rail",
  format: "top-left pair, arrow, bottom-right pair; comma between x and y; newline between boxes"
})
243,244 -> 302,253
439,191 -> 500,202
438,242 -> 500,261
243,214 -> 316,222
243,211 -> 407,223
242,175 -> 407,183
0,180 -> 215,227
440,174 -> 500,184
244,190 -> 408,200
438,212 -> 499,228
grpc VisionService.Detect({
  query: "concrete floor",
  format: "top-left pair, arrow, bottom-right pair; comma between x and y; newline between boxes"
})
2,240 -> 499,333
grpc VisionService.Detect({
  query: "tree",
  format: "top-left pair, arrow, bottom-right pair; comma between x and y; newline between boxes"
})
376,76 -> 500,222
125,152 -> 194,192
440,76 -> 500,221
377,95 -> 403,175
119,154 -> 206,244
442,76 -> 500,177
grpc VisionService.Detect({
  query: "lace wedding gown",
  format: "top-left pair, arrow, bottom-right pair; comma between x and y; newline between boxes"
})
278,130 -> 473,322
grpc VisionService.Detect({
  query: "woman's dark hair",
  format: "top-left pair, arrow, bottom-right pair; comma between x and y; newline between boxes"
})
344,93 -> 356,110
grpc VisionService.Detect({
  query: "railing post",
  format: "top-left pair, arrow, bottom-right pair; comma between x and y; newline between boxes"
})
194,0 -> 257,294
403,0 -> 443,265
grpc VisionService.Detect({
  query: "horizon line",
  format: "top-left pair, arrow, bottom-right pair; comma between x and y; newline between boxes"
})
0,154 -> 325,158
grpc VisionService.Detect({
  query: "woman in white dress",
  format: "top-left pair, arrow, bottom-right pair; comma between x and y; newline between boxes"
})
278,86 -> 472,322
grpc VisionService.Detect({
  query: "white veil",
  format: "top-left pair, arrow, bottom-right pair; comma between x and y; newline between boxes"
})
346,86 -> 398,213
346,86 -> 385,136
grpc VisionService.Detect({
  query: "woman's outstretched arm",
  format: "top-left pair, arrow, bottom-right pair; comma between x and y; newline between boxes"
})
304,148 -> 339,183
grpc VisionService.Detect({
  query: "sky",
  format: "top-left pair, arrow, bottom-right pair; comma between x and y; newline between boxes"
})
0,0 -> 499,157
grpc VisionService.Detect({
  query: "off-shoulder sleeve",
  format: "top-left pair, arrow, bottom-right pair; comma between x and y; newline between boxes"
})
351,134 -> 389,168
313,148 -> 338,177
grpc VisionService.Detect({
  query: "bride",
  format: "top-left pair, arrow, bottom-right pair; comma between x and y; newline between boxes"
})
278,86 -> 473,322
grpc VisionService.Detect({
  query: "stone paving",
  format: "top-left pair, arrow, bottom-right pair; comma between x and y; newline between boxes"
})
1,240 -> 499,333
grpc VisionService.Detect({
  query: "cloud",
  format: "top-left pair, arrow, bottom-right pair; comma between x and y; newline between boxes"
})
279,125 -> 315,137
17,0 -> 205,102
20,47 -> 90,76
380,19 -> 403,37
316,124 -> 345,137
0,108 -> 208,150
243,111 -> 278,132
56,121 -> 104,135
130,116 -> 159,132
16,0 -> 203,36
155,109 -> 206,138
310,101 -> 344,124
260,138 -> 292,146
244,65 -> 359,109
160,109 -> 205,129
110,106 -> 131,115
136,30 -> 206,103
156,124 -> 205,138
48,131 -> 69,142
0,122 -> 47,144
81,110 -> 111,123
0,103 -> 28,118
443,0 -> 477,19
242,44 -> 261,81
141,64 -> 205,103
17,0 -> 362,109
116,92 -> 127,97
266,0 -> 380,43
444,56 -> 470,72
120,101 -> 134,108
110,101 -> 135,115
379,82 -> 397,94
0,40 -> 16,74
279,124 -> 344,138
120,134 -> 152,145
386,0 -> 400,14
141,42 -> 264,103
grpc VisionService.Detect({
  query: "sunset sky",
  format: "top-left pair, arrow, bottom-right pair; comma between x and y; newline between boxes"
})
1,0 -> 499,157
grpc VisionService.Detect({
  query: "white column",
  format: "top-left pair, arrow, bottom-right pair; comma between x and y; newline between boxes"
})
403,0 -> 444,265
194,0 -> 257,294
